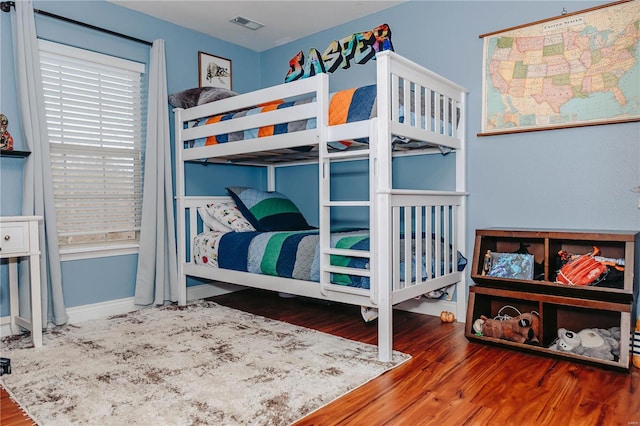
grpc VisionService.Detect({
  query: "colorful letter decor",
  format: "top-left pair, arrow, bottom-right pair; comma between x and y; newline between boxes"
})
285,24 -> 393,83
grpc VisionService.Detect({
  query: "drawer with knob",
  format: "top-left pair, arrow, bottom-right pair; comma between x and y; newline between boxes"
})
0,221 -> 29,255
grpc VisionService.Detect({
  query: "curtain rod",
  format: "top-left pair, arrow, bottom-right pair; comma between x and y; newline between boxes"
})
0,1 -> 152,47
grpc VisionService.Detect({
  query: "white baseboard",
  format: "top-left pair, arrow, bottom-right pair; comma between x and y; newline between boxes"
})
0,283 -> 241,338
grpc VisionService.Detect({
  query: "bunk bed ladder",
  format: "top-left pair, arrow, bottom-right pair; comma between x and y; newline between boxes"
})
318,142 -> 373,297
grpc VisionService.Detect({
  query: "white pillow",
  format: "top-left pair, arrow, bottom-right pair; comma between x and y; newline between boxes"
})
197,207 -> 233,232
205,202 -> 256,232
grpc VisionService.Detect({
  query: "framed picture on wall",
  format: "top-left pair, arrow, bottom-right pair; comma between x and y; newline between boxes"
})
198,51 -> 232,90
478,0 -> 640,136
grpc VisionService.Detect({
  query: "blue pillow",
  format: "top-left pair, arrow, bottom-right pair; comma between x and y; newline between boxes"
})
226,186 -> 313,232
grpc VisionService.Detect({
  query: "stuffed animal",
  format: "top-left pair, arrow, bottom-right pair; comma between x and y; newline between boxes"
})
475,312 -> 540,345
0,113 -> 14,151
549,327 -> 620,361
473,317 -> 485,336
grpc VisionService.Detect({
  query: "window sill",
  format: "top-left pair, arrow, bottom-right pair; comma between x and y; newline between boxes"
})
60,243 -> 139,261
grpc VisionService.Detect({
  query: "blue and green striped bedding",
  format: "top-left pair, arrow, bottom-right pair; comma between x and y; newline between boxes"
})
193,228 -> 466,289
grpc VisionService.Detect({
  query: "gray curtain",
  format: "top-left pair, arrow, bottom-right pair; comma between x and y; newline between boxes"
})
11,0 -> 68,327
134,39 -> 179,306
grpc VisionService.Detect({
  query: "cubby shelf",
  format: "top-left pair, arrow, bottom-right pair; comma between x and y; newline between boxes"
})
465,228 -> 638,371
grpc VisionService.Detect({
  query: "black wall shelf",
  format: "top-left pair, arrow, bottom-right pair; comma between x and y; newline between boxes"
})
0,150 -> 30,158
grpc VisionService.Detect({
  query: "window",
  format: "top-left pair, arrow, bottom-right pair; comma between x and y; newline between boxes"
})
38,40 -> 146,259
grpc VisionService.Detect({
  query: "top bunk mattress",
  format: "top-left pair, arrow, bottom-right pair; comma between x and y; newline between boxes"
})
188,85 -> 378,149
176,82 -> 461,163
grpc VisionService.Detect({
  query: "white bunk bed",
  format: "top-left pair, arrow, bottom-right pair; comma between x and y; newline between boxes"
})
174,51 -> 467,362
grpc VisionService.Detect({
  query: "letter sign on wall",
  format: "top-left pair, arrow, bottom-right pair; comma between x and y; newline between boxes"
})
285,24 -> 393,83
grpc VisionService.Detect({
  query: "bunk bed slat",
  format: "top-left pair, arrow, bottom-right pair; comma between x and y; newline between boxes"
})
178,74 -> 325,122
181,102 -> 317,142
325,265 -> 371,278
403,207 -> 412,288
182,130 -> 318,162
415,205 -> 424,288
425,205 -> 434,279
325,248 -> 370,259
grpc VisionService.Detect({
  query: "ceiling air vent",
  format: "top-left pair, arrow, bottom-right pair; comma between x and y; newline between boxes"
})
230,16 -> 264,31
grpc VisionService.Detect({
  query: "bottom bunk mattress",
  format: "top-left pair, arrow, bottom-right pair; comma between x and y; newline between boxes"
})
193,229 -> 466,292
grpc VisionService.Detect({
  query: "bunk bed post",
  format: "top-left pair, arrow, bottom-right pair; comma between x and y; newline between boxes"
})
266,165 -> 276,192
374,52 -> 394,362
455,90 -> 468,322
369,116 -> 393,361
317,73 -> 331,296
174,107 -> 188,306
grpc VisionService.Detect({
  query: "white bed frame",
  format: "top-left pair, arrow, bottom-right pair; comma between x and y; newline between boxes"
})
174,51 -> 467,362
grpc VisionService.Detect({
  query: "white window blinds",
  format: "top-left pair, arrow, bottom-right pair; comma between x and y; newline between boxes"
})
38,39 -> 146,253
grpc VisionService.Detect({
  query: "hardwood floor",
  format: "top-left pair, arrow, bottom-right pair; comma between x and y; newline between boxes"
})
1,386 -> 35,426
211,289 -> 640,426
2,288 -> 638,425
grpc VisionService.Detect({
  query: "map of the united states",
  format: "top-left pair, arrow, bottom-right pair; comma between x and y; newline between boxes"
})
483,1 -> 639,132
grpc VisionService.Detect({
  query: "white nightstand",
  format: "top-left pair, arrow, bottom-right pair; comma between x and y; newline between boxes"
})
0,216 -> 43,348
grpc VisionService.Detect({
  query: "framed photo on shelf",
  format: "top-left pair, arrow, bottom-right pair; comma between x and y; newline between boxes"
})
485,251 -> 534,280
198,51 -> 232,90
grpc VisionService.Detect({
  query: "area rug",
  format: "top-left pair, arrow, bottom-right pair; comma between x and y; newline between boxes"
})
1,301 -> 410,425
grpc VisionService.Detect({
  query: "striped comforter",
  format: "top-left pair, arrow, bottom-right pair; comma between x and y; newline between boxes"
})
193,228 -> 467,290
185,83 -> 459,150
186,85 -> 378,149
194,229 -> 370,287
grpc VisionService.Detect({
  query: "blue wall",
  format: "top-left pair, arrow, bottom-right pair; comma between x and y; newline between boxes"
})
258,0 -> 639,234
0,0 -> 263,312
1,1 -> 638,316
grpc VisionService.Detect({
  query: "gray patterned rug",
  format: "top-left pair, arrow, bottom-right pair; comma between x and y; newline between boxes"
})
1,301 -> 409,425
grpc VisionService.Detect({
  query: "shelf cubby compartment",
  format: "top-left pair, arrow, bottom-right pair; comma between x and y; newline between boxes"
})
547,238 -> 627,291
470,229 -> 638,303
466,286 -> 632,370
542,303 -> 630,368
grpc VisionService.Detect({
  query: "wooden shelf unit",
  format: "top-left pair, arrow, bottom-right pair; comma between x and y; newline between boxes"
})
466,228 -> 638,371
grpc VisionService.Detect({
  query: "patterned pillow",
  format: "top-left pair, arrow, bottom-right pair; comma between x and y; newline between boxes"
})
226,187 -> 312,232
197,207 -> 233,232
205,201 -> 255,232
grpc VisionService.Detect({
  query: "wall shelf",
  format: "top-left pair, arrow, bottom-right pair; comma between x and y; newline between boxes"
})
0,150 -> 31,158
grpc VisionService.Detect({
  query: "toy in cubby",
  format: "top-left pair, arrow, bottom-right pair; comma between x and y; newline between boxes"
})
473,305 -> 541,345
549,326 -> 621,361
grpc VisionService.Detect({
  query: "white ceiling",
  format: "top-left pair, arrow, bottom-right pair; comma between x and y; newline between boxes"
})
108,1 -> 405,52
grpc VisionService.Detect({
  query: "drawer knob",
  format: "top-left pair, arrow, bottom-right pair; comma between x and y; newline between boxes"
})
3,235 -> 9,241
